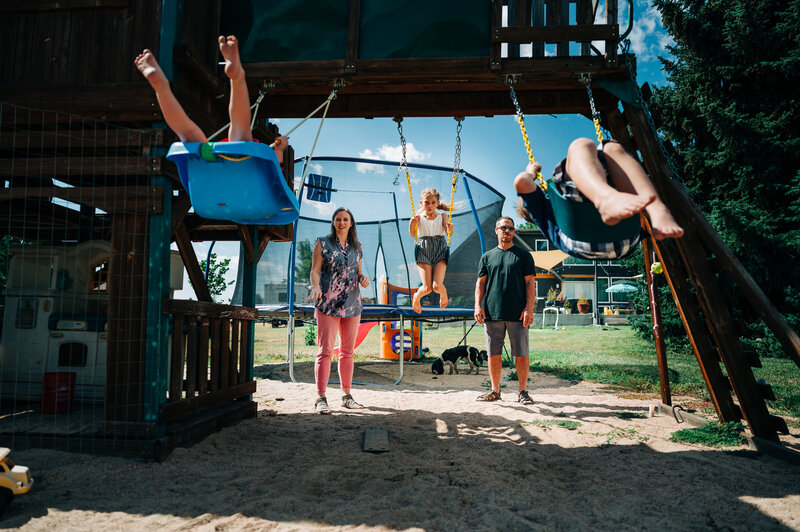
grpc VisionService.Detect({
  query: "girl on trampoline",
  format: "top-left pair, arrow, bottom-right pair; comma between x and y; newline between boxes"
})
409,187 -> 454,314
134,35 -> 288,163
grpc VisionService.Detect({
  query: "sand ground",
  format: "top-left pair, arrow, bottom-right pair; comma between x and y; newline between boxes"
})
2,359 -> 799,531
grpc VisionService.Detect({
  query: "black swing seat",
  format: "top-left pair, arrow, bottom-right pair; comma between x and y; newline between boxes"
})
547,180 -> 642,244
167,141 -> 300,225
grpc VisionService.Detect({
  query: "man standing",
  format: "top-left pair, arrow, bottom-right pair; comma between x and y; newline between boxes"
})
474,217 -> 536,404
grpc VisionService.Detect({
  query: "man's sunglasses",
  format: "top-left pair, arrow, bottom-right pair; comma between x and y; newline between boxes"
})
496,226 -> 515,232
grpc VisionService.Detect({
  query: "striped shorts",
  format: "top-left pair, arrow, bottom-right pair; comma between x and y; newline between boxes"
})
415,235 -> 449,266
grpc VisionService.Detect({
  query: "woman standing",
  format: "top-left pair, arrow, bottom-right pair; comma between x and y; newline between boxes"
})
307,207 -> 370,414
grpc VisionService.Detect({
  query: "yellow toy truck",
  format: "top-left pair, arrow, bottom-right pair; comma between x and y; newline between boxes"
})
0,448 -> 33,517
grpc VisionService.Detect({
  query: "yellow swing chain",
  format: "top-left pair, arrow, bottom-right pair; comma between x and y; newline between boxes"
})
508,78 -> 547,191
580,74 -> 605,143
394,117 -> 417,241
447,116 -> 463,245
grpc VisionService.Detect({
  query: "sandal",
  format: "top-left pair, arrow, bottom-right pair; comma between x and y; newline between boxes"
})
476,390 -> 502,402
315,397 -> 332,415
341,394 -> 364,409
517,390 -> 534,405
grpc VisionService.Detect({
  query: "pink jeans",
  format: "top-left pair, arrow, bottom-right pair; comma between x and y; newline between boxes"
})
314,309 -> 360,396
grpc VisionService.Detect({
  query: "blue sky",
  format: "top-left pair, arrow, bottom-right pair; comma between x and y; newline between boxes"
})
173,0 -> 673,302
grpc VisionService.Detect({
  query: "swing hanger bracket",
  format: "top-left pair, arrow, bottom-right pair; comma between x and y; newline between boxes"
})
576,73 -> 592,85
330,78 -> 348,91
262,79 -> 280,91
503,74 -> 522,86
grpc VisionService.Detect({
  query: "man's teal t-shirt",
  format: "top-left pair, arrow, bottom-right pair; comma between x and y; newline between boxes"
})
477,245 -> 536,321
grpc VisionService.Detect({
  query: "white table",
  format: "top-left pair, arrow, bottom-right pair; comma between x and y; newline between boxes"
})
542,307 -> 561,329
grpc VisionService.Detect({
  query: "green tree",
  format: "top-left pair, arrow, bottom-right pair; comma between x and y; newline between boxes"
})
195,253 -> 235,303
644,0 -> 800,356
295,240 -> 314,285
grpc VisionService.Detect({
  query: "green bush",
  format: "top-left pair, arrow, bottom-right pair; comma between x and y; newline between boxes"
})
304,324 -> 317,346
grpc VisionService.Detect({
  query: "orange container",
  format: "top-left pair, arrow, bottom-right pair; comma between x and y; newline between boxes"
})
41,372 -> 76,414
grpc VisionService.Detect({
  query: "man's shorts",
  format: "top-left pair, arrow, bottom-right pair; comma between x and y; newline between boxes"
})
483,320 -> 529,358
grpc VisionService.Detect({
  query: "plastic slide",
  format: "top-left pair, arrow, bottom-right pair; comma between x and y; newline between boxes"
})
332,321 -> 378,357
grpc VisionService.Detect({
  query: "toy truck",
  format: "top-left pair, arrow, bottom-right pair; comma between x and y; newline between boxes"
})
0,448 -> 33,517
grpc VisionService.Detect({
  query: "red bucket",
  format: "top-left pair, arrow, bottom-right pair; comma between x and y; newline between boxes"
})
41,372 -> 76,414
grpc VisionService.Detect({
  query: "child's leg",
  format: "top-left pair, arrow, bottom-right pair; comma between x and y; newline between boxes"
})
432,261 -> 448,308
134,50 -> 206,143
218,35 -> 252,142
564,138 -> 654,226
411,263 -> 433,313
601,141 -> 684,240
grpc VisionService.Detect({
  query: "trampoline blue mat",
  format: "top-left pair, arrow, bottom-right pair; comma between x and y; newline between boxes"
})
257,304 -> 475,323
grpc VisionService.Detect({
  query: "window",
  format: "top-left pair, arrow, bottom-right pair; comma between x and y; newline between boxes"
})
597,277 -> 610,303
563,281 -> 593,300
15,298 -> 37,329
58,342 -> 88,367
563,256 -> 593,265
90,257 -> 110,293
535,239 -> 549,251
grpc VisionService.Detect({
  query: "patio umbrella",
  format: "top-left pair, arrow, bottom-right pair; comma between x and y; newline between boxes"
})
605,283 -> 638,293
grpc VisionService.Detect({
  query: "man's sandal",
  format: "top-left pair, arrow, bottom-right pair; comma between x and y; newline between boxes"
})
341,394 -> 364,409
476,390 -> 502,402
517,390 -> 534,405
315,397 -> 332,415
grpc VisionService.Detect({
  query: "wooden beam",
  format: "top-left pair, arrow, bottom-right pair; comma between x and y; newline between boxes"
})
0,129 -> 164,150
173,223 -> 212,302
0,186 -> 163,214
345,0 -> 361,73
641,235 -> 671,406
494,24 -> 618,44
239,225 -> 255,266
0,0 -> 128,11
0,156 -> 160,177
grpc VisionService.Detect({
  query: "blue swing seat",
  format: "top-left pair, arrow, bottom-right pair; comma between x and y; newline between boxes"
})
166,141 -> 299,225
547,180 -> 641,244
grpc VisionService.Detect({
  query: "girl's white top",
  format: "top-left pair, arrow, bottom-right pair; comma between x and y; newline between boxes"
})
417,213 -> 446,238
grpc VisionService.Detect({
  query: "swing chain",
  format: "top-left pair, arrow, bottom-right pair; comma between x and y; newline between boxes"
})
579,73 -> 605,144
393,117 -> 416,224
507,77 -> 546,190
619,40 -> 683,182
448,116 -> 464,244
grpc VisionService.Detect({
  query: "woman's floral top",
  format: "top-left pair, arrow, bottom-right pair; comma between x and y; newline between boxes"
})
316,236 -> 363,318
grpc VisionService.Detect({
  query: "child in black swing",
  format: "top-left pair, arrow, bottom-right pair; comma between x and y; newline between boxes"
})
515,138 -> 684,260
134,35 -> 288,164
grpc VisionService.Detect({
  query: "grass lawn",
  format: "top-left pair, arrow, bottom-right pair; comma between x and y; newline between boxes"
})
253,322 -> 800,421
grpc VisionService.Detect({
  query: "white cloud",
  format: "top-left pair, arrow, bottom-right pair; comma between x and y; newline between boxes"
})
356,143 -> 430,174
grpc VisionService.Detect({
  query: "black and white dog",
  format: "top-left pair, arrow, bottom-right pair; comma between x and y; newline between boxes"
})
431,345 -> 488,375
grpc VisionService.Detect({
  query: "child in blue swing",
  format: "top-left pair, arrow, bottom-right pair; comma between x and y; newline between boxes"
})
515,138 -> 683,259
135,35 -> 288,163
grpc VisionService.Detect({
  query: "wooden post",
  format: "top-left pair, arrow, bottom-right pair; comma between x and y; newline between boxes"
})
641,235 -> 671,405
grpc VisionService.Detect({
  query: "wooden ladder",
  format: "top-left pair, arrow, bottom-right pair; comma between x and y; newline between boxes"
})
602,92 -> 799,441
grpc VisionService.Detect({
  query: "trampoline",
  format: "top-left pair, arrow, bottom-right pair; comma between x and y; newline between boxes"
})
233,156 -> 504,383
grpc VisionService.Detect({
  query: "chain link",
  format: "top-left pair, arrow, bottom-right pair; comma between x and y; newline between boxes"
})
582,76 -> 605,143
448,116 -> 464,244
620,40 -> 683,182
508,78 -> 546,190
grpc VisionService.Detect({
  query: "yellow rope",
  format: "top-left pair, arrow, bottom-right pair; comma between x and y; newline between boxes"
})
447,171 -> 456,245
405,168 -> 417,241
216,153 -> 252,162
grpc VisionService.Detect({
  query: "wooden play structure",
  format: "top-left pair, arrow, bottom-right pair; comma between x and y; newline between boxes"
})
0,0 -> 798,458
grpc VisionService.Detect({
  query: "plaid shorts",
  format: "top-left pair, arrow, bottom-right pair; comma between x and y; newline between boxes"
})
550,141 -> 641,260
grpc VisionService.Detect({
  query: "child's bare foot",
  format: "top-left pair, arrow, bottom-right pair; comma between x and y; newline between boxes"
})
411,292 -> 422,314
595,190 -> 654,226
219,35 -> 245,81
134,50 -> 168,91
647,204 -> 684,240
438,290 -> 448,309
